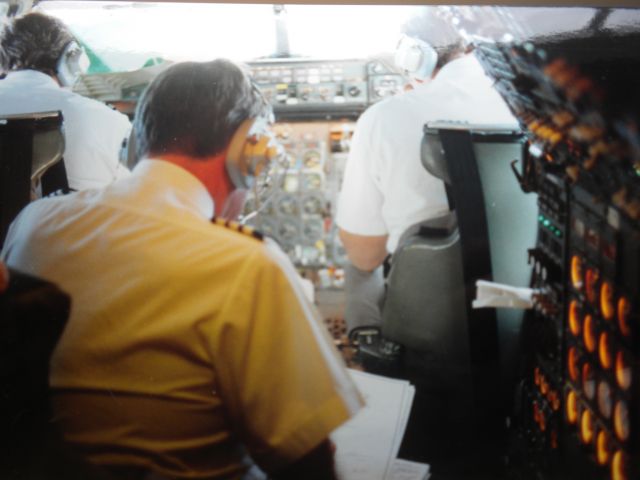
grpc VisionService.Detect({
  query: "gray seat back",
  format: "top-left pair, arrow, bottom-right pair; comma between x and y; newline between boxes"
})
32,126 -> 65,193
381,121 -> 536,435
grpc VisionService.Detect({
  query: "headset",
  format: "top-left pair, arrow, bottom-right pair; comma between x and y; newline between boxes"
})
56,40 -> 90,88
394,34 -> 438,81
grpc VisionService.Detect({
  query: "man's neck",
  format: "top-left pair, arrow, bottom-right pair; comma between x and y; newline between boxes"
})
157,152 -> 234,216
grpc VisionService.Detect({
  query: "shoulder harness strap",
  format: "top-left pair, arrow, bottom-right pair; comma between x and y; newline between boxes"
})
211,216 -> 264,242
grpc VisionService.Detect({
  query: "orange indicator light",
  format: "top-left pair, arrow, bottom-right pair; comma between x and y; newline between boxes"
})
615,350 -> 632,391
599,332 -> 613,370
569,300 -> 581,336
596,430 -> 611,466
611,450 -> 628,480
571,255 -> 583,290
580,409 -> 594,445
584,314 -> 597,353
566,390 -> 578,425
600,281 -> 615,321
614,401 -> 629,442
617,297 -> 632,337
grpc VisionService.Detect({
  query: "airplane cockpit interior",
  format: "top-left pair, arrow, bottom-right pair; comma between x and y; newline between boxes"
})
1,2 -> 640,480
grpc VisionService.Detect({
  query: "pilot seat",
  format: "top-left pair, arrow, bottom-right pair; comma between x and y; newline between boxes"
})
378,121 -> 538,475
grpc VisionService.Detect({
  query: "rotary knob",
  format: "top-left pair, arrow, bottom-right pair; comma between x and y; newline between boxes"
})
348,86 -> 361,97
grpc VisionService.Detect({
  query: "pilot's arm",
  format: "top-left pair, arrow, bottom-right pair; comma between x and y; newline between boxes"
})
338,228 -> 388,272
336,106 -> 390,272
209,241 -> 363,478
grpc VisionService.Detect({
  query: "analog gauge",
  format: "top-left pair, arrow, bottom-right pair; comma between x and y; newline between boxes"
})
569,300 -> 581,336
566,389 -> 578,425
583,314 -> 597,353
615,350 -> 632,390
582,362 -> 596,400
303,172 -> 323,190
597,380 -> 612,419
571,254 -> 583,290
301,194 -> 324,215
277,194 -> 298,215
302,150 -> 322,168
302,220 -> 323,243
600,280 -> 615,321
278,219 -> 300,245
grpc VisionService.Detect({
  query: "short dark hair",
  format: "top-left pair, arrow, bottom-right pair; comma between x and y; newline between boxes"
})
133,59 -> 268,159
402,7 -> 465,70
0,12 -> 74,74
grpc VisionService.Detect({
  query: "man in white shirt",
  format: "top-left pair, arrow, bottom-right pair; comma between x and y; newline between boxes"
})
336,8 -> 518,330
2,59 -> 362,480
0,12 -> 131,191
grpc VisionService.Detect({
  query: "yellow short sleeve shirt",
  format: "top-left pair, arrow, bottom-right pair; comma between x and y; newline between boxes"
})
1,159 -> 362,479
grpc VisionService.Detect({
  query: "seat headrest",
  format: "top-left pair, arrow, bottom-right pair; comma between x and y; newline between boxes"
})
32,128 -> 65,183
421,121 -> 522,185
421,128 -> 451,184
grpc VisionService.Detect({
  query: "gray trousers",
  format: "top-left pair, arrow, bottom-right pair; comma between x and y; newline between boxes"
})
343,263 -> 386,332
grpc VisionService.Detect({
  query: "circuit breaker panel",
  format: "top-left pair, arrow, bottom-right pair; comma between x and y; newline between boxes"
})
472,19 -> 640,480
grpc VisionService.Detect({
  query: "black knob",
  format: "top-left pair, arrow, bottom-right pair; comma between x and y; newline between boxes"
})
348,86 -> 361,97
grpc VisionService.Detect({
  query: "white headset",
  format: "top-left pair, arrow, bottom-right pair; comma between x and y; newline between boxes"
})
394,34 -> 438,81
56,40 -> 90,88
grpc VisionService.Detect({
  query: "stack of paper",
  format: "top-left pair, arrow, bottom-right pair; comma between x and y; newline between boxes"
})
332,369 -> 430,480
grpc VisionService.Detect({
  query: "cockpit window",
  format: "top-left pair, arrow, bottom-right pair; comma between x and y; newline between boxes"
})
39,2 -> 420,73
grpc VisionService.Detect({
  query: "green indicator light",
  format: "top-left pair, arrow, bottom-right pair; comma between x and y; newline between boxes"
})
543,220 -> 551,227
539,215 -> 545,222
555,231 -> 562,237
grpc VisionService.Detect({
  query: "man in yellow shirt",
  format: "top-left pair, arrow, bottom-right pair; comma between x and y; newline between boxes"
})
1,59 -> 362,480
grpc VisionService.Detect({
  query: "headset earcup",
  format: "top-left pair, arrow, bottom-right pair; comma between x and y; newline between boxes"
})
56,41 -> 89,87
394,35 -> 438,81
417,41 -> 438,80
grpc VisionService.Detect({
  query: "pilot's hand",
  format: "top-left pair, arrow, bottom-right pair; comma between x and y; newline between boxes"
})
0,261 -> 9,293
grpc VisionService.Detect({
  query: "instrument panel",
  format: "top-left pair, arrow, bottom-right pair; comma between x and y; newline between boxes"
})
249,58 -> 404,119
243,57 -> 404,275
244,121 -> 353,273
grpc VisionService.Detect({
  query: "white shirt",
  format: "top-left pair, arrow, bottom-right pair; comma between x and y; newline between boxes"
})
1,159 -> 362,478
0,70 -> 131,191
337,54 -> 518,253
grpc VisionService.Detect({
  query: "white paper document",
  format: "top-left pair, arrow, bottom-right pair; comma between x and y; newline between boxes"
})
472,279 -> 537,309
389,459 -> 431,480
332,369 -> 428,480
